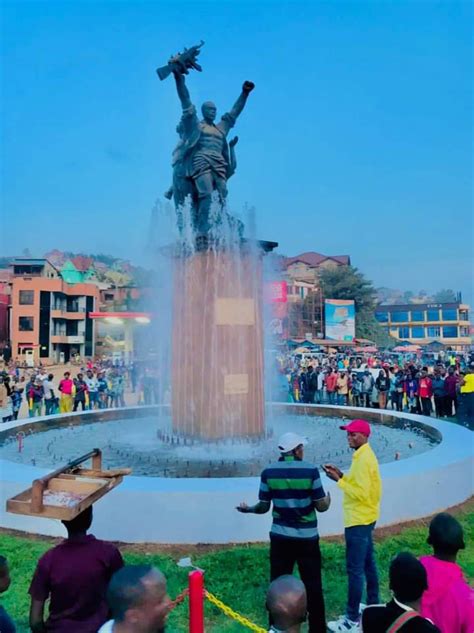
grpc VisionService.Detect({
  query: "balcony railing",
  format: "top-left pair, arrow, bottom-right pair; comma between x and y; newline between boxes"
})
51,309 -> 86,319
51,335 -> 85,345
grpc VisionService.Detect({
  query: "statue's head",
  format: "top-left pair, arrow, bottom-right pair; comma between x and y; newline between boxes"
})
201,101 -> 217,123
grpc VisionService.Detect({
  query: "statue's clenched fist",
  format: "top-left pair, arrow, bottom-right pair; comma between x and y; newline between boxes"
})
242,81 -> 255,94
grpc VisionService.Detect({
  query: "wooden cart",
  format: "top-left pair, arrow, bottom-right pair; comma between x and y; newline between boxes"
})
6,449 -> 131,521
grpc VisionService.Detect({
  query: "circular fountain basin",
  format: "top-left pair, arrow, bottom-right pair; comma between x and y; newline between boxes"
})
0,405 -> 472,543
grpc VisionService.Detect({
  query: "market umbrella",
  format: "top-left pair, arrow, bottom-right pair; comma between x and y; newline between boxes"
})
294,346 -> 314,354
393,345 -> 421,352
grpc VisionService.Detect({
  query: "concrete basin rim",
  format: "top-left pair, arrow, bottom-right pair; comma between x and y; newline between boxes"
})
0,403 -> 471,493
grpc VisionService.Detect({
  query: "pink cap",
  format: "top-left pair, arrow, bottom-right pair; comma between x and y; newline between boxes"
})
340,419 -> 371,437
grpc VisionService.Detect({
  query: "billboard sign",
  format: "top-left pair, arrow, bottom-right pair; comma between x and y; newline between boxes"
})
325,299 -> 355,341
264,281 -> 288,341
265,281 -> 288,304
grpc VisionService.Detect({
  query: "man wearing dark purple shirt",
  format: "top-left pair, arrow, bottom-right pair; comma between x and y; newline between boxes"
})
29,506 -> 123,633
444,367 -> 459,417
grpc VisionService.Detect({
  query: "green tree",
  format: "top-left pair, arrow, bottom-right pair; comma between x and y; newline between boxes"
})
319,266 -> 393,347
432,289 -> 458,303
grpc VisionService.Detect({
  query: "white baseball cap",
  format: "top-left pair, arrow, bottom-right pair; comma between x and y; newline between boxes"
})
278,432 -> 308,453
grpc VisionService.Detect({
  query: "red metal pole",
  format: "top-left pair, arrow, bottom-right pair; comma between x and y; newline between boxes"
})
189,569 -> 204,633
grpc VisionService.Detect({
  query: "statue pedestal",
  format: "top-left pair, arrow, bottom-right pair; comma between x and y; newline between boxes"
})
171,241 -> 276,439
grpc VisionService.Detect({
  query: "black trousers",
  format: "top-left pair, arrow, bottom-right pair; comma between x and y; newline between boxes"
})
420,397 -> 431,416
73,398 -> 86,411
390,392 -> 403,412
270,536 -> 326,633
445,394 -> 457,416
434,395 -> 447,417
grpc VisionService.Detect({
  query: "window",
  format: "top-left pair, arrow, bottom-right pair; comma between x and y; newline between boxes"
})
410,311 -> 425,322
19,290 -> 34,305
19,316 -> 34,331
427,326 -> 441,338
398,326 -> 410,339
443,326 -> 458,338
375,312 -> 388,323
411,326 -> 425,338
66,321 -> 78,336
459,310 -> 469,321
460,326 -> 470,337
13,265 -> 43,275
391,311 -> 409,323
442,309 -> 457,321
427,309 -> 439,321
104,293 -> 114,301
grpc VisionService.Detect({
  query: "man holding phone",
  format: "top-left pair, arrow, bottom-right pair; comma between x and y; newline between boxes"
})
323,419 -> 382,633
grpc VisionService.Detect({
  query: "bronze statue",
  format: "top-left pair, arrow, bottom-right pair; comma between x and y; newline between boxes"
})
158,43 -> 255,238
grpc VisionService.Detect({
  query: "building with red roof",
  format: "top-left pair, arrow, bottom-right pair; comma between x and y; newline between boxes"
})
281,251 -> 351,301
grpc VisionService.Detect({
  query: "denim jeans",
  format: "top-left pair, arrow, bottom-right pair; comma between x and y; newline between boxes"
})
337,393 -> 348,406
345,522 -> 379,622
327,391 -> 336,404
360,393 -> 371,407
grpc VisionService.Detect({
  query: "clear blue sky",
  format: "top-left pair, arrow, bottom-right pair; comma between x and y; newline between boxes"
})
1,1 -> 472,303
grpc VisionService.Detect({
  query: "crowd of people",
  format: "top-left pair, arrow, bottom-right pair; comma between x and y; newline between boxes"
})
1,349 -> 473,426
279,349 -> 474,428
0,420 -> 472,632
0,359 -> 162,423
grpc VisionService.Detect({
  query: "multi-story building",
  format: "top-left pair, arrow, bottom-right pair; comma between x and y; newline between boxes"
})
283,251 -> 351,291
9,258 -> 99,364
281,251 -> 351,338
375,302 -> 471,350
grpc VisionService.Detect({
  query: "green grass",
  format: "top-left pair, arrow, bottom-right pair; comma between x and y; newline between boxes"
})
1,505 -> 473,632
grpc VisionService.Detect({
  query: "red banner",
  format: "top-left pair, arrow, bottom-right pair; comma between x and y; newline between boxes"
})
265,281 -> 287,304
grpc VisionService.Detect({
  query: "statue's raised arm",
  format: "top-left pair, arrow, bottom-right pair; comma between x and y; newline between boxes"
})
219,81 -> 255,136
173,71 -> 193,112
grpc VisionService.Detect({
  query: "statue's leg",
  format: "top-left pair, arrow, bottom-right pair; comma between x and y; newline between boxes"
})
172,174 -> 189,235
214,176 -> 243,237
214,176 -> 228,204
194,172 -> 214,235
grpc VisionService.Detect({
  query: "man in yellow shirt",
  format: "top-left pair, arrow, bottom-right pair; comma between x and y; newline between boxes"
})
323,419 -> 382,633
459,364 -> 474,429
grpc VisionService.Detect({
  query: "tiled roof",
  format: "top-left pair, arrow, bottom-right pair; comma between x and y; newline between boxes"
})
283,252 -> 350,268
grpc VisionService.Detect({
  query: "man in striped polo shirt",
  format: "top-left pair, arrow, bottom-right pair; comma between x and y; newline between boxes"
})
237,432 -> 331,633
